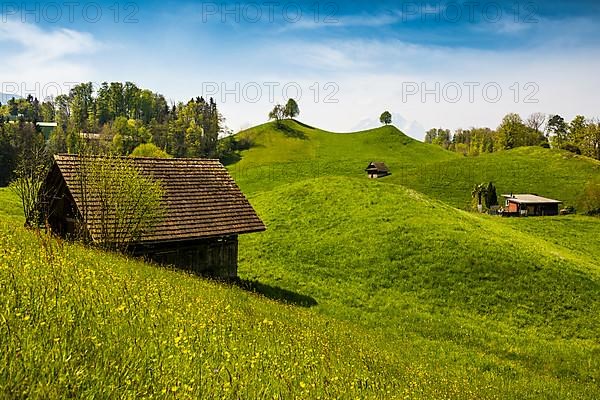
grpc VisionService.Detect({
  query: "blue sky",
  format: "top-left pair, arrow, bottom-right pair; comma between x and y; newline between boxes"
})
1,0 -> 599,138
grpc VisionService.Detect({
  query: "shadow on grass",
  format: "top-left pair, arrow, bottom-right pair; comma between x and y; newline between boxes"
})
290,119 -> 317,130
220,153 -> 242,166
234,278 -> 318,308
276,123 -> 308,139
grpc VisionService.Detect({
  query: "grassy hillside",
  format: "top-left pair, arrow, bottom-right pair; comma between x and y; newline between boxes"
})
392,147 -> 600,209
229,120 -> 459,194
230,120 -> 600,209
241,176 -> 600,327
240,178 -> 600,365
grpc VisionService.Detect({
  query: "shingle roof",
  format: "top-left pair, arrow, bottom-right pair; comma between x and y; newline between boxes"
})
365,162 -> 389,172
53,154 -> 265,243
501,194 -> 562,204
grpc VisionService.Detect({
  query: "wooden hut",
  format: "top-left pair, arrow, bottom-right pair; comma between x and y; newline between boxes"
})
365,162 -> 390,178
38,154 -> 265,278
501,194 -> 562,216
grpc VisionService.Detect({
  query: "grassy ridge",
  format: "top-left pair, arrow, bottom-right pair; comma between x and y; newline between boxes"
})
391,147 -> 600,209
229,120 -> 458,194
230,121 -> 600,209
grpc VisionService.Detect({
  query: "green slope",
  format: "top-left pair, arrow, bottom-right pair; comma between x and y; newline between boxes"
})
2,117 -> 599,398
230,120 -> 600,209
391,146 -> 600,209
239,176 -> 600,397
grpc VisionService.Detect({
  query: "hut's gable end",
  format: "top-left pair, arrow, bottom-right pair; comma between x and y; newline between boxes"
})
38,164 -> 82,239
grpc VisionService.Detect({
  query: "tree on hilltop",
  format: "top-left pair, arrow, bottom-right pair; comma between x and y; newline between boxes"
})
380,111 -> 392,125
284,99 -> 300,119
268,105 -> 285,127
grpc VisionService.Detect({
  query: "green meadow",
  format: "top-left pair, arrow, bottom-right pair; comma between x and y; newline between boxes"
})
1,120 -> 599,398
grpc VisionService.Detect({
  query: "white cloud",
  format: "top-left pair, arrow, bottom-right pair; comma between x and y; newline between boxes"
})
0,20 -> 100,98
277,5 -> 447,32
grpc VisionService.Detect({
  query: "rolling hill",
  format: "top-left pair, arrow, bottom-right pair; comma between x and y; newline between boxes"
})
239,177 -> 600,395
230,120 -> 600,209
229,120 -> 459,194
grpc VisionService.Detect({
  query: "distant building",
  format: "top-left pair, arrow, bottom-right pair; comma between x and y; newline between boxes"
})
36,122 -> 58,140
38,155 -> 266,278
501,194 -> 562,216
79,132 -> 102,141
365,162 -> 390,179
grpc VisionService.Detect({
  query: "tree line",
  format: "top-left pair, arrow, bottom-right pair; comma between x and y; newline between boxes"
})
425,113 -> 600,160
0,82 -> 236,186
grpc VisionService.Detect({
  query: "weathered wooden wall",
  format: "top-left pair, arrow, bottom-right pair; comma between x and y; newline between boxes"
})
138,236 -> 239,278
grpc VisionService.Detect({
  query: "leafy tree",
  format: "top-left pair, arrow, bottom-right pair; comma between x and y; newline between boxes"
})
109,82 -> 126,118
569,115 -> 587,145
496,113 -> 527,149
268,104 -> 285,127
112,133 -> 125,155
47,124 -> 67,155
584,121 -> 600,160
284,99 -> 300,119
471,183 -> 487,211
124,82 -> 141,119
66,129 -> 81,154
484,182 -> 498,209
69,83 -> 94,133
185,120 -> 204,157
547,115 -> 568,149
75,155 -> 165,251
10,146 -> 49,227
130,143 -> 172,158
380,111 -> 392,125
40,100 -> 56,122
96,82 -> 112,125
579,179 -> 600,215
54,95 -> 70,130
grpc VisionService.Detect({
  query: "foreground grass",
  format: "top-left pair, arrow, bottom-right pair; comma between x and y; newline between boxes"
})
1,219 -> 474,399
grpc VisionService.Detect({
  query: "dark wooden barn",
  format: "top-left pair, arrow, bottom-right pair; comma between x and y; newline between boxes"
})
38,154 -> 266,278
365,162 -> 390,178
501,194 -> 562,216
